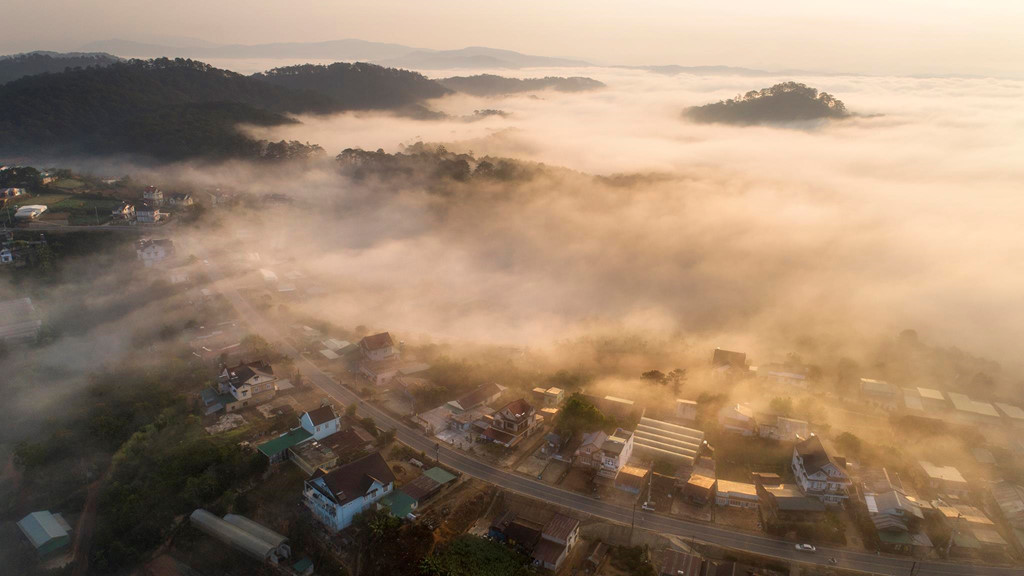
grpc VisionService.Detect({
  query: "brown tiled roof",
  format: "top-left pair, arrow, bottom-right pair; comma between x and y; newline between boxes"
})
316,452 -> 395,507
323,426 -> 375,454
497,398 -> 533,422
483,426 -> 517,445
542,513 -> 579,544
360,332 -> 394,351
305,405 -> 337,426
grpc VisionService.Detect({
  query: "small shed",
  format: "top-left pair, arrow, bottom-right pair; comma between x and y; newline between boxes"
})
17,511 -> 72,556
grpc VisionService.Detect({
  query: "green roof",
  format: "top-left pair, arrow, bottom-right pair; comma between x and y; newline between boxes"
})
423,466 -> 457,485
382,490 -> 417,518
257,427 -> 312,457
292,557 -> 314,572
17,511 -> 71,554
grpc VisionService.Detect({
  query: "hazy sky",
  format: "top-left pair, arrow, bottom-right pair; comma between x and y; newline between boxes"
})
4,0 -> 1023,77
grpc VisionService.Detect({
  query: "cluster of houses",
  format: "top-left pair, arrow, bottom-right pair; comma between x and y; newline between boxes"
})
0,230 -> 49,266
110,186 -> 194,225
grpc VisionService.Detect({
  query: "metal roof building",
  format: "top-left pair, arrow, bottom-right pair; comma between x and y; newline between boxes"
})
190,509 -> 291,564
17,511 -> 71,556
633,417 -> 704,465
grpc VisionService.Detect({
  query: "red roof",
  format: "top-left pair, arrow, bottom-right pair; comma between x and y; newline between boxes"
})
497,398 -> 534,422
360,332 -> 395,351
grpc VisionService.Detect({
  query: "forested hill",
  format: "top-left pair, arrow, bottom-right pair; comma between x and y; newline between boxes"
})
684,81 -> 850,125
252,62 -> 451,109
0,51 -> 121,84
438,74 -> 605,96
0,59 -> 444,161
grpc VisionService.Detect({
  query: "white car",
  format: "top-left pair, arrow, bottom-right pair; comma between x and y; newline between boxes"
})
795,544 -> 816,552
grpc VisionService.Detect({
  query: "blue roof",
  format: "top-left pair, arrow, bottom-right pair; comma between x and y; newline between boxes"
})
17,511 -> 69,548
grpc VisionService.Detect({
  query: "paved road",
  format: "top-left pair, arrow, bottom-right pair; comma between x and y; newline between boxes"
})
198,248 -> 1022,576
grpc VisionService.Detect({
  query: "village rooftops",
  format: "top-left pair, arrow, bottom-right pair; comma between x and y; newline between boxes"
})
795,435 -> 844,476
995,402 -> 1024,421
717,479 -> 758,498
917,387 -> 945,401
450,382 -> 504,412
223,361 -> 274,386
947,392 -> 1000,418
712,348 -> 747,368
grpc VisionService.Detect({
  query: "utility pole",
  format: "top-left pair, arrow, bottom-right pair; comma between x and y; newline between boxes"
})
435,442 -> 440,465
630,500 -> 637,545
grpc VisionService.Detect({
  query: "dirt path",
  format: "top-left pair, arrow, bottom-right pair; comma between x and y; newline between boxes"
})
71,472 -> 107,576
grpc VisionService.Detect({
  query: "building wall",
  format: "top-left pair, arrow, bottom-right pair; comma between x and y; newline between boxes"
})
304,481 -> 393,532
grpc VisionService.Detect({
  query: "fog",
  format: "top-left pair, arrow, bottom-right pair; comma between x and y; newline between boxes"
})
231,68 -> 1024,376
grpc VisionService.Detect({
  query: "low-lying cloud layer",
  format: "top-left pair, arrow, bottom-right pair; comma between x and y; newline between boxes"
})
235,69 -> 1024,373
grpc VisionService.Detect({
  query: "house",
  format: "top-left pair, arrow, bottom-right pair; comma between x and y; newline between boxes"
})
14,204 -> 47,220
394,466 -> 457,511
860,378 -> 897,400
712,348 -> 749,378
947,393 -> 1000,423
217,361 -> 278,412
39,172 -> 58,185
142,185 -> 164,206
532,513 -> 580,570
596,428 -> 635,478
482,399 -> 540,448
360,358 -> 401,386
136,238 -> 174,266
189,509 -> 291,564
758,483 -> 825,522
574,430 -> 609,468
718,403 -> 757,436
632,417 -> 704,466
531,386 -> 565,408
17,511 -> 72,556
169,192 -> 194,206
864,489 -> 931,554
659,550 -> 704,576
359,332 -> 399,361
715,480 -> 759,509
321,425 -> 376,457
675,398 -> 697,421
0,187 -> 25,198
448,382 -> 505,413
757,362 -> 814,389
136,202 -> 166,223
934,503 -> 1010,558
300,405 -> 341,440
0,297 -> 42,341
303,452 -> 396,532
541,432 -> 567,456
918,461 -> 970,499
615,464 -> 650,494
791,435 -> 851,504
111,201 -> 135,221
683,472 -> 716,505
257,427 -> 314,465
758,415 -> 809,442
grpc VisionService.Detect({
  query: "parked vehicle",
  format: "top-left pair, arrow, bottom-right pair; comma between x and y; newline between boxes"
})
795,544 -> 816,552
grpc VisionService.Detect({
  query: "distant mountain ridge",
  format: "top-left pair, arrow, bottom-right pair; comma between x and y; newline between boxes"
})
438,74 -> 604,96
252,63 -> 450,110
0,51 -> 121,84
684,81 -> 851,125
81,38 -> 590,70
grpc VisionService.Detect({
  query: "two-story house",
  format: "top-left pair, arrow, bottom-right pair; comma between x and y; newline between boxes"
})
300,405 -> 341,440
142,186 -> 164,206
303,452 -> 396,532
596,428 -> 635,479
483,399 -> 539,448
791,435 -> 851,504
532,513 -> 581,571
218,360 -> 278,412
359,332 -> 399,361
574,431 -> 609,468
136,202 -> 166,223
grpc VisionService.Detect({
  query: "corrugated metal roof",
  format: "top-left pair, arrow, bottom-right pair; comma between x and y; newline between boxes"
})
257,427 -> 312,457
17,511 -> 69,549
423,467 -> 456,485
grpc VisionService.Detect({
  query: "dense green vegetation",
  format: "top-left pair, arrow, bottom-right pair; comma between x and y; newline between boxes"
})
0,58 -> 433,160
556,393 -> 611,435
0,51 -> 120,84
349,509 -> 435,576
420,535 -> 531,576
253,62 -> 450,110
438,74 -> 604,96
337,143 -> 537,186
685,81 -> 850,125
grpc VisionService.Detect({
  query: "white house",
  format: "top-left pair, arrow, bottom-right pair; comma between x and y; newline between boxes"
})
359,332 -> 399,361
136,203 -> 166,223
14,205 -> 47,220
792,435 -> 851,504
303,452 -> 396,532
300,405 -> 341,440
759,415 -> 809,442
675,398 -> 697,421
596,428 -> 634,479
136,238 -> 174,266
217,361 -> 278,412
